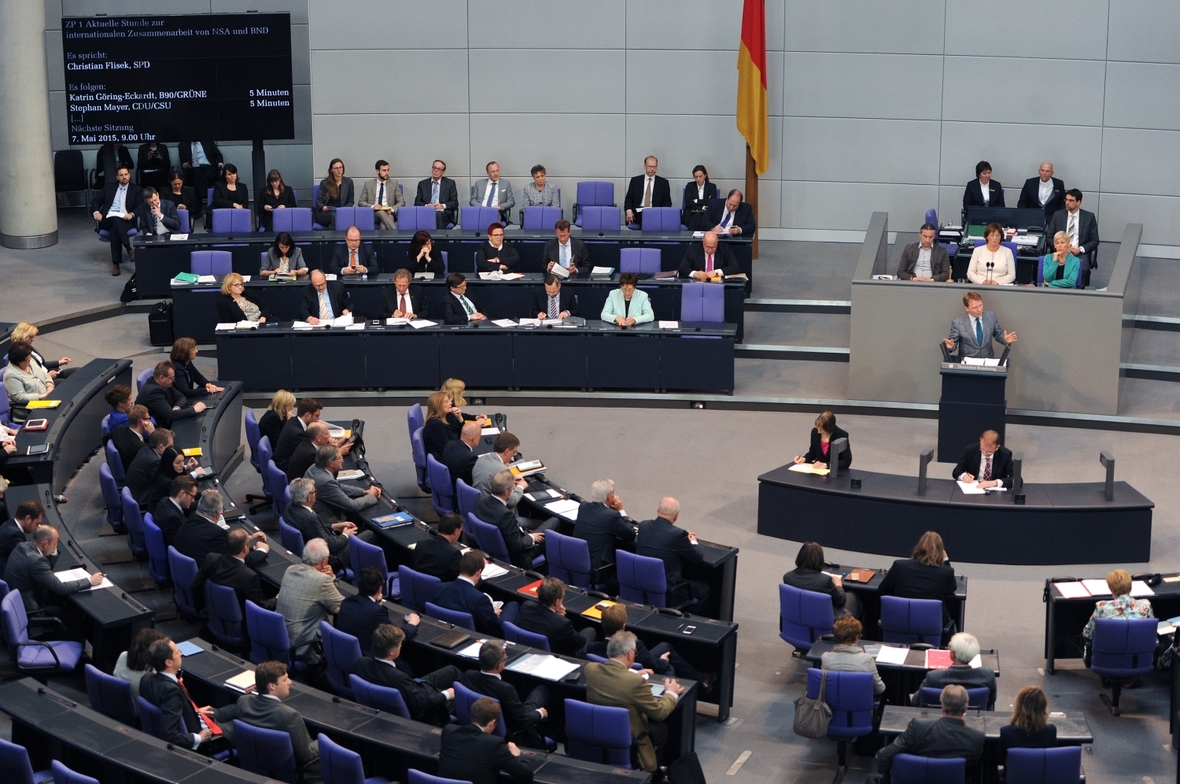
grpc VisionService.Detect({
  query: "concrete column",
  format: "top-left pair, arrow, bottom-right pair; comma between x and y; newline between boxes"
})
0,1 -> 58,248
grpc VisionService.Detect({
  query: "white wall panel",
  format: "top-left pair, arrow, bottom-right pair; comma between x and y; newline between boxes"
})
942,57 -> 1106,126
783,118 -> 941,185
469,115 -> 627,182
1100,128 -> 1180,198
1097,193 -> 1180,247
1107,0 -> 1180,64
313,114 -> 470,186
626,51 -> 742,116
310,0 -> 468,49
625,0 -> 743,51
782,0 -> 946,55
470,50 -> 625,115
469,0 -> 624,49
945,0 -> 1108,59
311,50 -> 469,115
782,182 -> 940,231
1103,63 -> 1180,131
784,53 -> 943,120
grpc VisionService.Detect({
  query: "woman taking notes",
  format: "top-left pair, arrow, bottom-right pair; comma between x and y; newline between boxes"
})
793,411 -> 851,470
1042,230 -> 1081,288
967,222 -> 1015,285
601,272 -> 654,326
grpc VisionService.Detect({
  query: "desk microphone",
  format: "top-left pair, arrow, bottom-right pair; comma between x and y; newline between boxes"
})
986,260 -> 994,282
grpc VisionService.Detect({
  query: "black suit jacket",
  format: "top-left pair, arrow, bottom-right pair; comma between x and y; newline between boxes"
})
216,293 -> 271,323
782,567 -> 847,611
623,174 -> 672,214
136,198 -> 181,237
153,497 -> 189,551
682,181 -> 719,228
441,440 -> 478,490
172,360 -> 211,400
92,180 -> 144,219
329,243 -> 377,275
440,723 -> 534,784
379,285 -> 429,319
1045,208 -> 1100,267
350,656 -> 450,725
286,437 -> 320,484
440,292 -> 481,325
878,557 -> 958,619
335,593 -> 392,655
432,577 -> 503,636
704,200 -> 756,235
412,533 -> 462,582
802,426 -> 852,469
679,242 -> 740,278
126,447 -> 162,507
0,519 -> 28,580
573,501 -> 635,573
459,670 -> 544,733
542,238 -> 592,273
952,444 -> 1014,485
139,672 -> 204,748
476,242 -> 521,272
299,281 -> 353,320
284,502 -> 348,557
135,378 -> 197,429
195,553 -> 275,612
517,599 -> 590,658
1016,176 -> 1066,220
415,177 -> 459,223
272,417 -> 308,472
877,716 -> 985,775
475,493 -> 535,568
962,179 -> 1004,210
178,141 -> 223,169
529,287 -> 579,318
109,424 -> 147,470
635,516 -> 703,587
423,417 -> 461,461
173,518 -> 268,571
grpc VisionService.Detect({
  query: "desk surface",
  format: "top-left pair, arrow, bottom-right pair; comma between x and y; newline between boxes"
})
880,705 -> 1092,743
804,640 -> 1000,676
139,227 -> 754,247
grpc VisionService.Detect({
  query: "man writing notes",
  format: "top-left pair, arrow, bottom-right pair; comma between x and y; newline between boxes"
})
953,430 -> 1013,490
530,275 -> 577,320
300,270 -> 353,325
944,292 -> 1017,359
416,159 -> 459,229
680,231 -> 740,280
624,156 -> 671,226
706,189 -> 756,236
91,163 -> 142,275
470,161 -> 516,225
544,220 -> 590,278
1017,161 -> 1065,221
1045,189 -> 1100,287
897,223 -> 950,282
379,269 -> 429,320
358,159 -> 405,230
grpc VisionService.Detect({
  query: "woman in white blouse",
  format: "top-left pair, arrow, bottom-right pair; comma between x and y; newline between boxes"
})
967,222 -> 1015,285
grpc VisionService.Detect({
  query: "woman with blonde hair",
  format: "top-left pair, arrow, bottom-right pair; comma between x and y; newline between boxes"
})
423,390 -> 462,461
1083,568 -> 1154,644
258,390 -> 296,449
441,378 -> 486,425
11,322 -> 73,380
217,272 -> 271,324
1041,230 -> 1081,288
999,686 -> 1056,765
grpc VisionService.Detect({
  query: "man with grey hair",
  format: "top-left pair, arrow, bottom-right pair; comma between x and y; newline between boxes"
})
877,684 -> 985,779
286,421 -> 350,483
4,525 -> 103,613
174,489 -> 268,568
472,432 -> 528,510
914,632 -> 996,708
306,444 -> 380,523
285,477 -> 374,574
584,631 -> 684,772
473,470 -> 555,569
573,479 -> 635,594
277,538 -> 343,664
636,497 -> 708,609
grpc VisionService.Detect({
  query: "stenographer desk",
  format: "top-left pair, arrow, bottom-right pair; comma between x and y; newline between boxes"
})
172,273 -> 746,343
132,227 -> 753,298
757,465 -> 1153,565
216,320 -> 736,394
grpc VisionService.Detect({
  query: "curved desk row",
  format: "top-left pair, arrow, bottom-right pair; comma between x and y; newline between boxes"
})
133,227 -> 753,298
216,321 -> 735,394
757,464 -> 1153,565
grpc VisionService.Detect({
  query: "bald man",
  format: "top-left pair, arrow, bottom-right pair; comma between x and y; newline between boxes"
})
300,269 -> 353,325
635,497 -> 709,608
1017,162 -> 1066,221
705,189 -> 756,236
679,231 -> 740,280
441,421 -> 481,491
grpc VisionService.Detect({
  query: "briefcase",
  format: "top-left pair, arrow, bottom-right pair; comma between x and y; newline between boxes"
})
148,302 -> 174,346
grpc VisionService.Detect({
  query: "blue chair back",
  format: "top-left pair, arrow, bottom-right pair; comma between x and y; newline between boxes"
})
246,600 -> 294,665
142,513 -> 171,587
233,719 -> 298,783
466,513 -> 510,562
411,427 -> 429,490
1,590 -> 82,673
427,454 -> 455,515
52,760 -> 99,784
1091,617 -> 1158,677
564,698 -> 632,768
1006,747 -> 1082,784
916,686 -> 991,711
581,206 -> 621,232
398,206 -> 438,232
104,439 -> 127,486
322,621 -> 363,697
191,249 -> 233,275
267,459 -> 289,519
925,208 -> 938,227
576,181 -> 615,209
99,463 -> 124,530
408,770 -> 472,784
398,565 -> 440,613
681,282 -> 725,322
456,478 -> 481,521
619,247 -> 662,274
778,583 -> 835,651
84,662 -> 138,725
425,601 -> 476,631
641,207 -> 681,232
136,695 -> 164,738
332,206 -> 367,232
167,546 -> 201,619
349,536 -> 395,594
938,241 -> 959,259
545,530 -> 595,589
891,753 -> 965,784
880,595 -> 943,645
120,485 -> 147,558
177,210 -> 191,234
407,403 -> 425,440
454,681 -> 507,736
522,206 -> 563,230
616,549 -> 669,606
320,733 -> 385,784
278,517 -> 305,553
504,620 -> 551,652
244,409 -> 262,473
211,209 -> 252,235
205,580 -> 247,648
350,673 -> 411,718
806,668 -> 874,741
101,413 -> 112,435
136,367 -> 153,391
1001,240 -> 1018,265
0,738 -> 51,784
460,206 -> 501,230
272,207 -> 313,232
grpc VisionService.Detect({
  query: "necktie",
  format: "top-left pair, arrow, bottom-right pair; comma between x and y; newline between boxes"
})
462,296 -> 474,316
432,181 -> 440,204
1068,214 -> 1077,245
156,212 -> 165,234
178,676 -> 222,735
983,455 -> 992,481
485,183 -> 495,207
706,254 -> 714,272
548,296 -> 558,319
113,185 -> 126,216
721,211 -> 732,229
975,317 -> 983,346
319,291 -> 331,320
377,182 -> 385,206
643,178 -> 652,208
350,249 -> 357,269
400,293 -> 408,315
561,244 -> 569,268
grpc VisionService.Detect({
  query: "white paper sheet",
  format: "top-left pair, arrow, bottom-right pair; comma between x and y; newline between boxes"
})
876,646 -> 909,665
1130,580 -> 1155,597
956,481 -> 988,495
336,469 -> 366,481
544,499 -> 581,518
518,318 -> 541,327
968,654 -> 983,669
170,233 -> 189,241
56,567 -> 114,591
492,319 -> 517,327
1053,582 -> 1091,599
386,318 -> 411,325
1081,579 -> 1111,596
507,653 -> 581,681
409,319 -> 437,329
481,563 -> 509,580
658,321 -> 679,329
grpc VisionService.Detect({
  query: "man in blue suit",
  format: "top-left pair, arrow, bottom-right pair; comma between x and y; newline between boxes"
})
335,566 -> 420,656
944,291 -> 1018,360
431,551 -> 519,636
635,497 -> 709,608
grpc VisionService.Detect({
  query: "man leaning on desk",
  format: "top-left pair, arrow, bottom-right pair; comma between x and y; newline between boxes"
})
680,231 -> 740,281
944,292 -> 1017,359
953,430 -> 1013,490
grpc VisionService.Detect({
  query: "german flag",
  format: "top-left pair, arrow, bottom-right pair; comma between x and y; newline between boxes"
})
736,0 -> 769,176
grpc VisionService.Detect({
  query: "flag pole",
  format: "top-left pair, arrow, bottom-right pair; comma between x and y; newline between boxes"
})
745,144 -> 759,260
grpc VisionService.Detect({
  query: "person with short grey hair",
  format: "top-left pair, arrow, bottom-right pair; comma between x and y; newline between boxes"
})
605,630 -> 637,659
306,442 -> 380,523
474,470 -> 557,569
915,631 -> 996,708
277,537 -> 343,664
574,478 -> 634,594
878,683 -> 984,777
196,488 -> 223,518
636,496 -> 708,608
173,489 -> 269,568
289,477 -> 314,507
285,476 -> 373,573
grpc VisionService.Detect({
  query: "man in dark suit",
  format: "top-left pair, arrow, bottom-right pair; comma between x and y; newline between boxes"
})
439,697 -> 535,784
587,604 -> 705,683
706,189 -> 756,236
1045,189 -> 1100,285
193,528 -> 276,613
90,163 -> 143,275
351,624 -> 460,726
573,479 -> 634,594
285,477 -> 369,573
379,268 -> 429,319
336,566 -> 420,656
136,186 -> 181,239
944,291 -> 1017,360
897,223 -> 951,282
623,156 -> 672,226
328,225 -> 376,276
214,661 -> 321,777
1016,161 -> 1065,221
460,642 -> 550,750
107,404 -> 152,470
136,362 -> 206,429
530,275 -> 578,319
432,551 -> 519,636
877,684 -> 985,780
636,497 -> 709,608
300,270 -> 354,325
916,632 -> 997,708
441,422 -> 481,491
154,475 -> 197,551
475,473 -> 547,569
4,526 -> 102,612
287,422 -> 353,484
0,500 -> 42,580
680,230 -> 740,280
516,578 -> 596,658
412,513 -> 463,581
174,490 -> 268,568
415,159 -> 459,229
126,428 -> 173,508
177,140 -> 223,216
542,220 -> 591,278
273,398 -> 323,473
440,272 -> 488,324
139,638 -> 232,755
962,160 -> 1004,215
952,430 -> 1014,490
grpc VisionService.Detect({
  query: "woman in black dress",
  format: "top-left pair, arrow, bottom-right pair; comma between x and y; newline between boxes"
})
258,390 -> 296,449
167,170 -> 199,216
408,230 -> 446,276
212,163 -> 250,212
315,158 -> 354,228
422,390 -> 462,461
258,168 -> 298,231
682,165 -> 718,231
170,337 -> 223,399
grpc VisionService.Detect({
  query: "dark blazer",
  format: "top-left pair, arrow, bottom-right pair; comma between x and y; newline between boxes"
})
409,251 -> 446,277
257,410 -> 285,449
257,185 -> 297,230
441,440 -> 478,490
379,285 -> 429,319
216,293 -> 271,323
1045,208 -> 1100,268
682,181 -> 719,229
329,243 -> 377,275
93,180 -> 144,219
285,502 -> 348,556
172,360 -> 211,399
286,437 -> 320,484
635,516 -> 703,588
109,424 -> 147,471
350,656 -> 451,725
412,532 -> 462,582
439,722 -> 534,784
136,198 -> 181,237
624,174 -> 672,215
415,177 -> 460,224
126,447 -> 162,507
476,242 -> 521,272
879,557 -> 957,619
137,142 -> 171,177
997,724 -> 1057,765
953,444 -> 1014,485
896,242 -> 950,281
335,593 -> 392,655
475,493 -> 536,569
440,292 -> 481,325
705,200 -> 756,236
0,519 -> 29,581
573,501 -> 635,573
138,672 -> 205,748
174,517 -> 268,570
529,287 -> 579,318
432,577 -> 504,636
167,186 -> 199,214
459,670 -> 545,734
298,281 -> 353,320
272,417 -> 308,472
679,242 -> 740,278
542,237 -> 592,272
178,140 -> 223,169
195,553 -> 275,612
920,663 -> 997,708
1017,176 -> 1066,220
877,716 -> 985,775
423,417 -> 462,461
963,179 -> 1004,211
802,426 -> 852,469
517,599 -> 590,658
135,377 -> 198,429
317,177 -> 356,209
782,567 -> 847,611
4,542 -> 90,612
153,496 -> 188,550
211,182 -> 249,211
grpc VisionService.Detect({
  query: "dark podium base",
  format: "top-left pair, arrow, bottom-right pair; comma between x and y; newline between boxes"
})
937,364 -> 1007,462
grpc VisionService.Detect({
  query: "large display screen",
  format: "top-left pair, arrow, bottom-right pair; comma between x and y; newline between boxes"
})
62,14 -> 294,145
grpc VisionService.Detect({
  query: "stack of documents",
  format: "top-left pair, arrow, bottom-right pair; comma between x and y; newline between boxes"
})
875,646 -> 909,665
788,463 -> 829,476
506,653 -> 581,681
544,498 -> 581,519
56,568 -> 114,591
481,563 -> 509,580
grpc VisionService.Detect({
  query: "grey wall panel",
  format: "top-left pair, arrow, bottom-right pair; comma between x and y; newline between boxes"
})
290,23 -> 311,85
626,50 -> 740,115
470,50 -> 625,115
309,0 -> 467,49
46,2 -> 63,29
625,0 -> 741,51
766,0 -> 786,52
783,0 -> 946,55
783,118 -> 941,184
1103,63 -> 1180,131
753,178 -> 782,229
944,0 -> 1109,59
1097,193 -> 1180,247
470,0 -> 623,49
938,122 -> 1103,190
291,83 -> 313,143
49,92 -> 68,152
781,182 -> 939,231
45,32 -> 65,91
311,50 -> 469,115
767,50 -> 784,117
1108,0 -> 1180,64
469,114 -> 627,181
312,114 -> 470,186
259,143 -> 314,203
784,53 -> 943,120
942,57 -> 1106,126
1100,128 -> 1180,197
